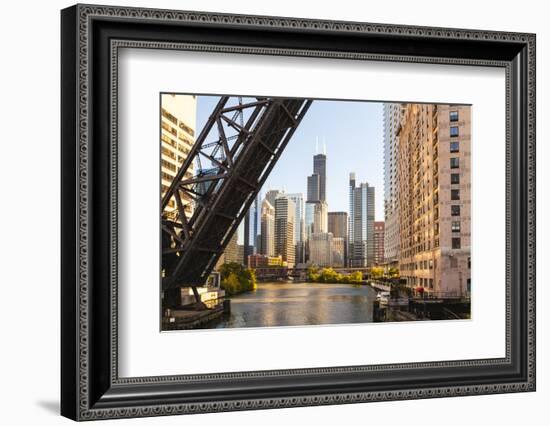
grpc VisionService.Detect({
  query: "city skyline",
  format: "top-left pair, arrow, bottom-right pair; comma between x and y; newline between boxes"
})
195,95 -> 385,221
160,93 -> 472,331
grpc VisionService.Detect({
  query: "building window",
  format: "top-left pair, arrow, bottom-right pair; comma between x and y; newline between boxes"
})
450,126 -> 459,137
450,157 -> 460,169
451,221 -> 461,232
451,189 -> 460,200
450,141 -> 459,153
467,278 -> 471,293
450,111 -> 459,122
452,237 -> 461,249
451,205 -> 461,216
468,257 -> 471,269
451,173 -> 460,184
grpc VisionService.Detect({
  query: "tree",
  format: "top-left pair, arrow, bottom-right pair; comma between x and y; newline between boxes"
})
388,267 -> 399,278
370,267 -> 384,280
221,272 -> 240,296
218,262 -> 257,294
349,271 -> 363,283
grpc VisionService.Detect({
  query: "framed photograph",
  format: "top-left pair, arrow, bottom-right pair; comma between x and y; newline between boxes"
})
61,4 -> 536,421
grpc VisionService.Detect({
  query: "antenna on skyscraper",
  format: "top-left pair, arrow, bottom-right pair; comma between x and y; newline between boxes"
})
315,136 -> 319,154
323,137 -> 327,155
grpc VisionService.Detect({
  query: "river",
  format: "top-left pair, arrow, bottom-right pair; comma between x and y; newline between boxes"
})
211,281 -> 377,329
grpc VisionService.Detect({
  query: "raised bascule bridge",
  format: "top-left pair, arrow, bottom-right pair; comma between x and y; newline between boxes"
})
162,96 -> 312,308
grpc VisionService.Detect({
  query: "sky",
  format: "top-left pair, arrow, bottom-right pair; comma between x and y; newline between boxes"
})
195,96 -> 385,221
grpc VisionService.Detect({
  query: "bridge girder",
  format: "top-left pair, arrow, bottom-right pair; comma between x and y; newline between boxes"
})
162,96 -> 312,292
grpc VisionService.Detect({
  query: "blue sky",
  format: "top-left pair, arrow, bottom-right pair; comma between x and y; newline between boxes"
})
196,96 -> 384,221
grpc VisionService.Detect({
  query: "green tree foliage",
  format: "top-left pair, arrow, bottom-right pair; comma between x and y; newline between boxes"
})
370,267 -> 384,279
307,267 -> 363,284
219,262 -> 257,296
388,267 -> 399,278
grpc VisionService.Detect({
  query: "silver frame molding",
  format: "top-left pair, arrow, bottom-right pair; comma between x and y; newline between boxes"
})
61,3 -> 536,421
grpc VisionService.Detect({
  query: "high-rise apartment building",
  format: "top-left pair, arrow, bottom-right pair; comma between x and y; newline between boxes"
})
397,104 -> 471,295
274,196 -> 296,267
260,198 -> 275,257
160,94 -> 197,217
348,173 -> 375,267
383,103 -> 403,263
373,221 -> 385,265
313,153 -> 327,202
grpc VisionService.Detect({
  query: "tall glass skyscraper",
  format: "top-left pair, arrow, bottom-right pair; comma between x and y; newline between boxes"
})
348,173 -> 375,267
243,193 -> 261,260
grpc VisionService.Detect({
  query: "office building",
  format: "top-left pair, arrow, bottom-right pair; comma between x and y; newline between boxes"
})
309,232 -> 333,267
260,198 -> 275,257
348,173 -> 375,267
307,174 -> 320,202
274,195 -> 296,267
286,193 -> 305,264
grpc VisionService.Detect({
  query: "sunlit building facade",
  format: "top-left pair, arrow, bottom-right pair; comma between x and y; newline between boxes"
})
160,94 -> 197,217
397,104 -> 471,295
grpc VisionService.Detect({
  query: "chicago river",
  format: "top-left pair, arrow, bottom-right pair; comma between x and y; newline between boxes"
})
211,282 -> 377,329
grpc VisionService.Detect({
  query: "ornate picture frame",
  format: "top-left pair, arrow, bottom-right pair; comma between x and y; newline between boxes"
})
61,4 -> 536,420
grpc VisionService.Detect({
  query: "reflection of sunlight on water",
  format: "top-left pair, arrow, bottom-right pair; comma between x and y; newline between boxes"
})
217,282 -> 376,329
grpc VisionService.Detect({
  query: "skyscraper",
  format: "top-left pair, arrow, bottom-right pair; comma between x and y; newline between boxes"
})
383,103 -> 403,264
397,104 -> 471,295
244,193 -> 261,259
274,195 -> 296,267
313,153 -> 327,202
265,189 -> 281,207
307,174 -> 320,202
313,201 -> 328,234
286,193 -> 305,264
304,201 -> 316,242
260,198 -> 275,257
348,173 -> 375,267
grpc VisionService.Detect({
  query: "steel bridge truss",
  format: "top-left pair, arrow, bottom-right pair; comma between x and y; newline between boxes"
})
162,96 -> 312,297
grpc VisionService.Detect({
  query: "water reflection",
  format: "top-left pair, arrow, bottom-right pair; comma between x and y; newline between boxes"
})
214,282 -> 377,329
